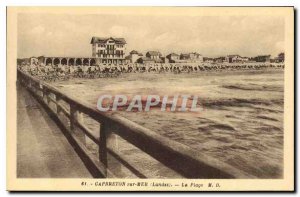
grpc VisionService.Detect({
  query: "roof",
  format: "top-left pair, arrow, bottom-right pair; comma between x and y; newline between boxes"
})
130,50 -> 139,55
138,57 -> 163,63
191,52 -> 202,56
167,53 -> 179,57
90,37 -> 126,44
227,55 -> 240,58
180,53 -> 190,57
146,51 -> 162,56
255,55 -> 271,58
139,57 -> 154,61
179,52 -> 202,57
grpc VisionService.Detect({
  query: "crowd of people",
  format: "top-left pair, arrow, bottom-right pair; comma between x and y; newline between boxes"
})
18,62 -> 285,82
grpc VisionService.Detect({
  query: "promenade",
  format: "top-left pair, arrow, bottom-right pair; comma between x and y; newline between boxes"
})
17,84 -> 92,178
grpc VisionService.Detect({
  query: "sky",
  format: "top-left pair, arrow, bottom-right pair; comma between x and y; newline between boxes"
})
17,13 -> 285,58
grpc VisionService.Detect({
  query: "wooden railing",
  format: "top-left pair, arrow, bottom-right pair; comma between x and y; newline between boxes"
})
17,69 -> 256,179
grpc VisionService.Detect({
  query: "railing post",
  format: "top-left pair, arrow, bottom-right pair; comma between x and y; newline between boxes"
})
70,104 -> 78,133
46,93 -> 51,105
42,87 -> 46,101
77,112 -> 92,147
78,112 -> 94,147
106,128 -> 122,176
77,111 -> 84,123
56,95 -> 61,115
24,77 -> 29,88
28,78 -> 32,89
38,83 -> 43,97
99,122 -> 108,174
43,88 -> 50,105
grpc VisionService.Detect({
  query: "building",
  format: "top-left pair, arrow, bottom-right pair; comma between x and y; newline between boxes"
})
189,52 -> 203,62
277,53 -> 285,62
180,53 -> 190,60
166,53 -> 180,63
29,57 -> 39,65
180,52 -> 203,63
146,51 -> 162,60
241,57 -> 249,62
203,57 -> 214,63
137,51 -> 164,63
161,57 -> 169,63
17,58 -> 29,65
17,57 -> 40,65
253,55 -> 271,63
273,52 -> 285,63
136,57 -> 156,64
226,55 -> 243,63
90,37 -> 127,64
126,50 -> 143,63
213,57 -> 226,63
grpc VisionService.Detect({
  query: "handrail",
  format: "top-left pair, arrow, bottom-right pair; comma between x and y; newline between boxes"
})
17,69 -> 256,178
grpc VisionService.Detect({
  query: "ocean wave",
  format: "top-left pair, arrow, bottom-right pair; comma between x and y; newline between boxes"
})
222,84 -> 283,92
210,124 -> 236,131
256,115 -> 278,122
201,98 -> 282,109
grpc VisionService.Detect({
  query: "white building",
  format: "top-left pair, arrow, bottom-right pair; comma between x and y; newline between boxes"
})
91,37 -> 127,64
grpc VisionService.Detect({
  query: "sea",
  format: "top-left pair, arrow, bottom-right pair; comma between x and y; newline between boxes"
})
52,70 -> 284,178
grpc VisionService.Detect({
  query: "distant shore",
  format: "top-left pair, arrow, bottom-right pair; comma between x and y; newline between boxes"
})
18,62 -> 285,82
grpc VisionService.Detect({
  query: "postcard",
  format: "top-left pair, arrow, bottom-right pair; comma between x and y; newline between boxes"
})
7,6 -> 294,191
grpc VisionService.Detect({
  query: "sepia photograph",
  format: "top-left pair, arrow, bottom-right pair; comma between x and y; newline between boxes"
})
6,6 -> 294,191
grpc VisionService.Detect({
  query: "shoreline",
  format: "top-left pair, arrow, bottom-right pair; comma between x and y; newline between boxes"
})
48,67 -> 285,83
